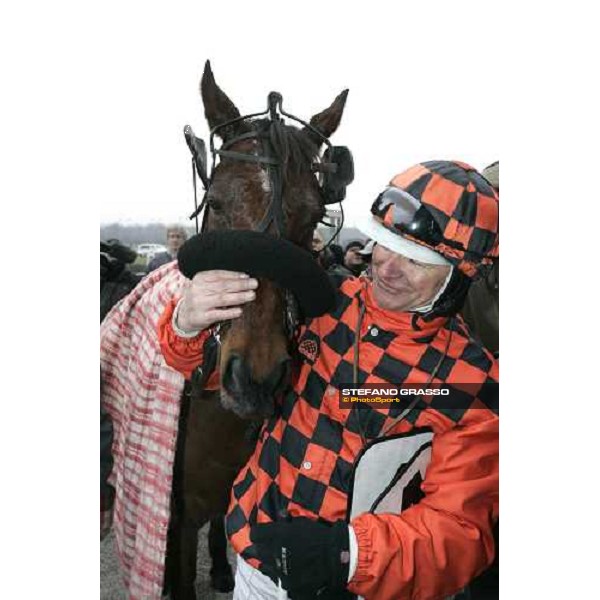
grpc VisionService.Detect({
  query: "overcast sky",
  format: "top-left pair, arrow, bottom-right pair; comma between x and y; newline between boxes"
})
98,4 -> 499,229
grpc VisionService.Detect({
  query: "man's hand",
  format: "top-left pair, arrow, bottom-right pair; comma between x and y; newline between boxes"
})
250,517 -> 350,599
176,270 -> 258,333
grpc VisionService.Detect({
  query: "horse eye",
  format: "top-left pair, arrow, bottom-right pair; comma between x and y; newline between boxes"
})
208,198 -> 223,211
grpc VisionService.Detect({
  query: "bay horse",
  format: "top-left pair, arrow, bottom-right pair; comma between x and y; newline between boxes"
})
164,61 -> 350,599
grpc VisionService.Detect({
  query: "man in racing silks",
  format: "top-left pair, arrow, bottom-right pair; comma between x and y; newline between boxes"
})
159,160 -> 499,600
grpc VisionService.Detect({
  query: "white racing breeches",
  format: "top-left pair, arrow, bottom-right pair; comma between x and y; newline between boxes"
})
233,557 -> 288,600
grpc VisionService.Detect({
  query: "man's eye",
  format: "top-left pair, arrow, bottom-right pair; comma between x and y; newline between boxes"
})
408,258 -> 428,268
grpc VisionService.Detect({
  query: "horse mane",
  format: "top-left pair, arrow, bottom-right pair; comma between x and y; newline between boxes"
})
251,118 -> 319,181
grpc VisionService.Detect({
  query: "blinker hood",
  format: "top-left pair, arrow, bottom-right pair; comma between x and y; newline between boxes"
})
178,230 -> 335,317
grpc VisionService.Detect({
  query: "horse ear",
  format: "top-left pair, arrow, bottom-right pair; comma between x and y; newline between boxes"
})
200,60 -> 244,139
305,89 -> 349,145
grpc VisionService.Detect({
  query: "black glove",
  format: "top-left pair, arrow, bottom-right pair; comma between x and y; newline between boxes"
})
250,517 -> 351,599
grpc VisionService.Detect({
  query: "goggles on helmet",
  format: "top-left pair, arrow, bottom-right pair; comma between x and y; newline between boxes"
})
371,186 -> 445,248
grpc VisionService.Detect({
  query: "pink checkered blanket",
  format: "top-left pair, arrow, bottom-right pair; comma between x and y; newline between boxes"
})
101,262 -> 186,599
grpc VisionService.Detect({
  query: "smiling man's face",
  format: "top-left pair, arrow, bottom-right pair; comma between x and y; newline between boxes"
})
371,244 -> 451,311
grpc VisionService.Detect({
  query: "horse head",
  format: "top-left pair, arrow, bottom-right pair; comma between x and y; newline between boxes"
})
193,61 -> 348,419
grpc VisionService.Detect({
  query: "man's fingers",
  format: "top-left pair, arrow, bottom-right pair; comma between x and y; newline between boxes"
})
206,307 -> 243,322
193,270 -> 250,284
210,290 -> 256,307
206,278 -> 258,294
179,271 -> 259,331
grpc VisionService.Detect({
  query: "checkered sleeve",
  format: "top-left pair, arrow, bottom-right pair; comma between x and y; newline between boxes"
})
348,409 -> 498,600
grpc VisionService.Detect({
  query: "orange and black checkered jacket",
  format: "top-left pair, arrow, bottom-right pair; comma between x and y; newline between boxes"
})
159,277 -> 499,600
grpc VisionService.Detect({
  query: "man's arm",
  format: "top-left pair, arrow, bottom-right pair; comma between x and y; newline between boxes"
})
157,298 -> 210,379
348,412 -> 498,600
157,269 -> 258,379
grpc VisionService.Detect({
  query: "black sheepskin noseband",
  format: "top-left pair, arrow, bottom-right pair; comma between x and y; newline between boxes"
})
178,230 -> 335,317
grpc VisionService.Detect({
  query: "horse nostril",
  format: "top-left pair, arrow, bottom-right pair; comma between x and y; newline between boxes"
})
224,355 -> 291,399
267,357 -> 292,397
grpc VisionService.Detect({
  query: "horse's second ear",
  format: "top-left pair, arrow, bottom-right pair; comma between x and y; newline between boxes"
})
200,60 -> 242,138
305,89 -> 349,145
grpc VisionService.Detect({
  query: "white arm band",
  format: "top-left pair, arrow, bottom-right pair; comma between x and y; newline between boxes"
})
348,524 -> 358,582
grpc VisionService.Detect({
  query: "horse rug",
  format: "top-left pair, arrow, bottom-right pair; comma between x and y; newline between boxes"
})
101,262 -> 186,600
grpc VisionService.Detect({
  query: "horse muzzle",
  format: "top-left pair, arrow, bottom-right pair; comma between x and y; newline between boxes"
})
221,354 -> 291,419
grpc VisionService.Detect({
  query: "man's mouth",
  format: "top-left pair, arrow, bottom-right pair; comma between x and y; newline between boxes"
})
375,277 -> 406,294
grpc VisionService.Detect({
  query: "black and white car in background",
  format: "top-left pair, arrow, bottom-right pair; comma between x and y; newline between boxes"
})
136,243 -> 168,262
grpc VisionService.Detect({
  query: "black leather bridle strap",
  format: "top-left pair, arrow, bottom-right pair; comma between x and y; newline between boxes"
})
191,158 -> 200,234
212,122 -> 286,237
269,159 -> 285,236
257,130 -> 285,236
215,150 -> 279,165
190,332 -> 220,391
221,131 -> 264,149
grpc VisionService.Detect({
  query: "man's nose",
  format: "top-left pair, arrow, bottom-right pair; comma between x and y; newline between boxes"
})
378,255 -> 408,278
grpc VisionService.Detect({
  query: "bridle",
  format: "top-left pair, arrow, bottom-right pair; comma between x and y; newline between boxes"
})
184,91 -> 352,241
183,92 -> 353,381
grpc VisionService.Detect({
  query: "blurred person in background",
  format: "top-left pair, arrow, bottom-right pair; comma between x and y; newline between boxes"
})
327,242 -> 344,269
312,230 -> 326,253
460,160 -> 499,600
461,161 -> 499,357
100,238 -> 142,538
343,240 -> 367,275
100,239 -> 142,322
313,229 -> 340,271
329,240 -> 368,278
147,224 -> 188,273
358,239 -> 374,279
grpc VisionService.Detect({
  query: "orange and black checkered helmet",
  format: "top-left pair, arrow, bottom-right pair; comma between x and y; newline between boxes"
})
368,160 -> 499,279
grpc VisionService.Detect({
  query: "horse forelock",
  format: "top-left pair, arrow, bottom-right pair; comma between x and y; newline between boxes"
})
210,119 -> 323,240
251,118 -> 319,181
